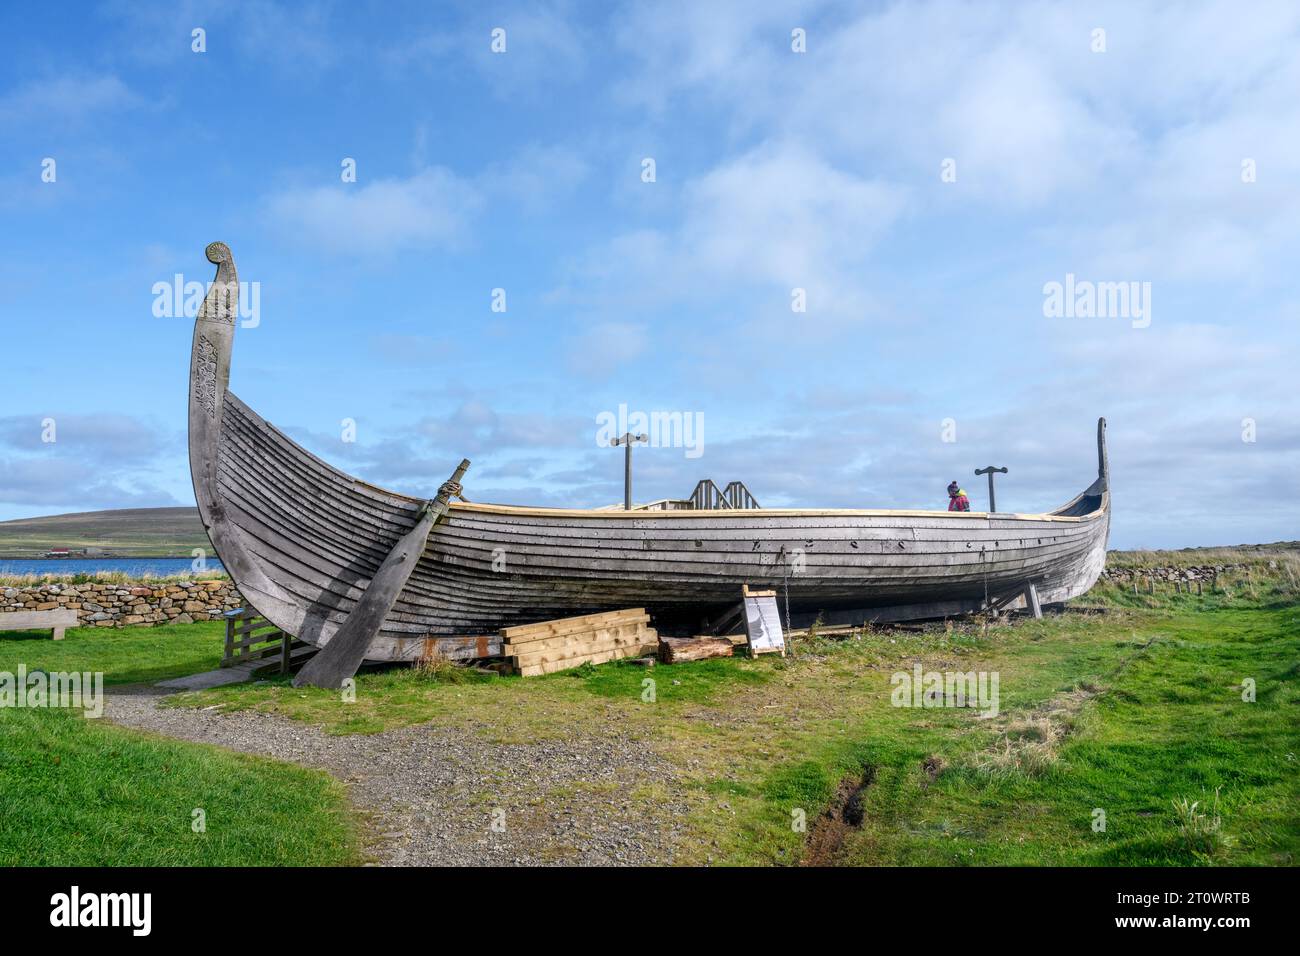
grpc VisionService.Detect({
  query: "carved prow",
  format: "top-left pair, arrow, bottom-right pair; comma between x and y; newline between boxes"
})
188,242 -> 238,517
187,242 -> 280,603
190,244 -> 237,407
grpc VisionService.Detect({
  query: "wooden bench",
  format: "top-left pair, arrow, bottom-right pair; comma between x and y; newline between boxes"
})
0,608 -> 80,640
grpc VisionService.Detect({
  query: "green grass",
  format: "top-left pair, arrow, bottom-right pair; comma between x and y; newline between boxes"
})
171,559 -> 1300,866
3,546 -> 1295,867
168,652 -> 777,737
825,607 -> 1298,866
0,708 -> 358,866
1103,541 -> 1299,570
0,622 -> 360,866
0,621 -> 227,685
560,654 -> 771,702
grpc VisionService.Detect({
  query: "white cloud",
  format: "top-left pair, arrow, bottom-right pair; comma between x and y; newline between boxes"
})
564,321 -> 649,378
680,142 -> 905,286
266,142 -> 590,256
102,0 -> 341,71
550,141 -> 906,335
0,413 -> 181,511
387,2 -> 589,93
267,167 -> 483,255
610,0 -> 796,114
0,414 -> 169,460
0,74 -> 138,126
480,143 -> 591,212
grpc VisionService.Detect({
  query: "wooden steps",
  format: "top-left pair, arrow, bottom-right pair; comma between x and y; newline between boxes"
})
502,608 -> 657,677
222,607 -> 313,675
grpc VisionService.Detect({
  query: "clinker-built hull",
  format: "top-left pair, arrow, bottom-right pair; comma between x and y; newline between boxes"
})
189,244 -> 1110,663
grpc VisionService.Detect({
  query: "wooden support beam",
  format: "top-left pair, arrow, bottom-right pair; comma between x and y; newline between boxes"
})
293,459 -> 470,689
703,602 -> 745,637
1024,583 -> 1043,619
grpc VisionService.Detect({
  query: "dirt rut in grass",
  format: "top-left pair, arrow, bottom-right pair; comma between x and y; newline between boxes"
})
801,765 -> 876,866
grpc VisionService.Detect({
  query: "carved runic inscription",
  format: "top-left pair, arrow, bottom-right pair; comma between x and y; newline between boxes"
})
194,335 -> 219,418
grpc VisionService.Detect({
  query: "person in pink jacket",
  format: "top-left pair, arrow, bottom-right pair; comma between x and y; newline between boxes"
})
947,481 -> 971,512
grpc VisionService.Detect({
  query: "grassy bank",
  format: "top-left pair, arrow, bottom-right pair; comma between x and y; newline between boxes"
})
0,620 -> 226,683
168,557 -> 1298,866
1102,541 -> 1299,569
0,623 -> 360,866
0,506 -> 208,559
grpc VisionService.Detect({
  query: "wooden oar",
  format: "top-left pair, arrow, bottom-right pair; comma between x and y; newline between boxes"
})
292,459 -> 470,689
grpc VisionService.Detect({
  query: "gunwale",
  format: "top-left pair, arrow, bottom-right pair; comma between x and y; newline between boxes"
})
446,500 -> 1105,522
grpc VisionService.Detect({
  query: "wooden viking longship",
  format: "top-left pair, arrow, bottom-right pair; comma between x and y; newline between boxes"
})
189,243 -> 1111,686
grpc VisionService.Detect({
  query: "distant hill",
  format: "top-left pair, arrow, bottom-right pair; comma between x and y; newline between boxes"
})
0,507 -> 210,558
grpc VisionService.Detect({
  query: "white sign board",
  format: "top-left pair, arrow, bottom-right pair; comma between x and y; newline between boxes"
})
742,588 -> 785,656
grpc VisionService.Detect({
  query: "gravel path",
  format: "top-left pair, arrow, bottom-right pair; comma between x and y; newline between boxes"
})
105,686 -> 690,866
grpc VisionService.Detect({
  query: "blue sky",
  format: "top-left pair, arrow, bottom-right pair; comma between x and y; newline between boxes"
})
1,0 -> 1297,549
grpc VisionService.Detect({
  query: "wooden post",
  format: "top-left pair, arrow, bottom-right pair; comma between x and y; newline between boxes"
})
222,610 -> 238,668
1024,583 -> 1043,619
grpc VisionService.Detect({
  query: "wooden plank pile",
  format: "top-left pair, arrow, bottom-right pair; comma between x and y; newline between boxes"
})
502,608 -> 658,677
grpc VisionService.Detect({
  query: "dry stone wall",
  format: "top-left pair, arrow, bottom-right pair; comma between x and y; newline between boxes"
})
1098,564 -> 1245,584
0,579 -> 242,626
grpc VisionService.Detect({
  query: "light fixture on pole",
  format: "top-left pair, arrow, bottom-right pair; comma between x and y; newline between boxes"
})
611,432 -> 648,510
974,465 -> 1008,513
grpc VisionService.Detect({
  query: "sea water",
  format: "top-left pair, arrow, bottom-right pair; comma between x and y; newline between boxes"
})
0,558 -> 225,579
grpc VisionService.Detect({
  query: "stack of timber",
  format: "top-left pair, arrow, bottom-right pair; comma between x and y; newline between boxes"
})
502,608 -> 657,677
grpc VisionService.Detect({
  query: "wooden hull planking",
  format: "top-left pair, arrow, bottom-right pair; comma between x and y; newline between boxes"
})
189,244 -> 1110,661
